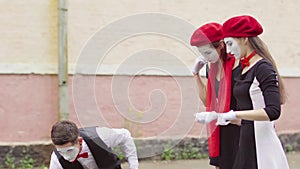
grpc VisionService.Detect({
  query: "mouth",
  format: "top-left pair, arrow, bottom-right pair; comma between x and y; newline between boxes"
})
228,53 -> 235,57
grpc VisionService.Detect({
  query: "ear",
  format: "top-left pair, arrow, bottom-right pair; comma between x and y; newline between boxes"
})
243,37 -> 249,44
219,40 -> 225,48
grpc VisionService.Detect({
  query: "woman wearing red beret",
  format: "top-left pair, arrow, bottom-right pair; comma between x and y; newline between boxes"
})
190,23 -> 241,169
218,15 -> 289,169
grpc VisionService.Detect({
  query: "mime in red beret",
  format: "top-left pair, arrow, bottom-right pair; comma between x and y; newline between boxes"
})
198,15 -> 290,169
191,23 -> 241,169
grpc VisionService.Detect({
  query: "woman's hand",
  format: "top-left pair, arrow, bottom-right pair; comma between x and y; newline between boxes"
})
192,55 -> 207,75
216,110 -> 237,126
194,111 -> 218,124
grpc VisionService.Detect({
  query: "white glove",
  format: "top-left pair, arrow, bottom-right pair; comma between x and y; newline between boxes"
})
192,55 -> 207,75
216,110 -> 237,126
194,111 -> 218,124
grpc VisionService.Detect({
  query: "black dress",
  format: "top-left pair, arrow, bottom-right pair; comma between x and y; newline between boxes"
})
232,59 -> 289,169
207,65 -> 241,169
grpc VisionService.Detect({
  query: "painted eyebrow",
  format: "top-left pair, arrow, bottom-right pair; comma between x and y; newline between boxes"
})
57,147 -> 74,151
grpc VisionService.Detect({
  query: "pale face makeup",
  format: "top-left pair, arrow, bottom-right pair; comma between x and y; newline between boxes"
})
57,146 -> 80,162
56,141 -> 80,162
197,44 -> 219,63
224,37 -> 241,59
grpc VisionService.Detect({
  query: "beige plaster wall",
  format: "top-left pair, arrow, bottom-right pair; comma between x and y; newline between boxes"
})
0,0 -> 299,76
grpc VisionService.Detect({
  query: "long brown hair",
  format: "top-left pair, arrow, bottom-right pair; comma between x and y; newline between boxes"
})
248,37 -> 287,104
212,40 -> 228,62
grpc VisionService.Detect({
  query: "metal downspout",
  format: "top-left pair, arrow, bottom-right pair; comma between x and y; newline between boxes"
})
58,0 -> 68,120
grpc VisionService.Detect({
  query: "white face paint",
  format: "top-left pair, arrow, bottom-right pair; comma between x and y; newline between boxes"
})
197,44 -> 219,63
224,37 -> 241,59
57,146 -> 80,162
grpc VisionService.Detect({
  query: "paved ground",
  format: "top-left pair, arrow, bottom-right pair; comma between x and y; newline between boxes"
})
31,152 -> 298,169
121,152 -> 300,169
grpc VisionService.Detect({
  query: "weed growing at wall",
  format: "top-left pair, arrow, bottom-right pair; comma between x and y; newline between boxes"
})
2,148 -> 35,169
161,141 -> 208,161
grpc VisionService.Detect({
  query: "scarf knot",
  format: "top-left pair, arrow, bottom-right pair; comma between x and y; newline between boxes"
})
240,51 -> 256,69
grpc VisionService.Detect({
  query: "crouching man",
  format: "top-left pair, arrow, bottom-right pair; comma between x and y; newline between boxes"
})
49,120 -> 139,169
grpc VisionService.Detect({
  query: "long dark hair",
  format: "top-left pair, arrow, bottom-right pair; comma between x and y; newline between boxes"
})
212,40 -> 228,62
248,37 -> 287,104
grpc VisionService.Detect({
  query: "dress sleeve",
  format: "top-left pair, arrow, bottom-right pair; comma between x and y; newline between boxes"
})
255,61 -> 281,121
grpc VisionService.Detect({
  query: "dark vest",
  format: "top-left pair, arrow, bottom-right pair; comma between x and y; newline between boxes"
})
54,127 -> 121,169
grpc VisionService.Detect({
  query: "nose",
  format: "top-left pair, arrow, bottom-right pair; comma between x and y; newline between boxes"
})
226,47 -> 232,54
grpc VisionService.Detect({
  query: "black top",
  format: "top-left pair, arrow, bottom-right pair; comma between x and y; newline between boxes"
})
233,59 -> 281,121
206,64 -> 242,111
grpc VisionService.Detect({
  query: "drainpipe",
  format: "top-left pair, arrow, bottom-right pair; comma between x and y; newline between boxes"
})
58,0 -> 68,120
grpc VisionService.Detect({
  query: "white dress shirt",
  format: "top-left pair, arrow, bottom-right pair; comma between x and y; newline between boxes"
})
49,127 -> 139,169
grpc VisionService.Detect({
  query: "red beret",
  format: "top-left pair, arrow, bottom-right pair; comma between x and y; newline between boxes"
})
222,15 -> 263,38
190,22 -> 223,46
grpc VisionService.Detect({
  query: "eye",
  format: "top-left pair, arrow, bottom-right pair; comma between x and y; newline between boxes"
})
226,41 -> 232,46
204,51 -> 212,55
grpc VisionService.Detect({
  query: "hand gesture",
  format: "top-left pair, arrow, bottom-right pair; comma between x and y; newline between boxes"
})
194,111 -> 218,124
216,110 -> 237,126
192,55 -> 207,75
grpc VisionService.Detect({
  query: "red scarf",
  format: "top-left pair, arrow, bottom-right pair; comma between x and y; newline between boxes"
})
206,56 -> 235,158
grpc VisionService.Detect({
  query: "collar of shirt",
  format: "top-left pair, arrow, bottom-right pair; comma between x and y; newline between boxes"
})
76,140 -> 98,169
